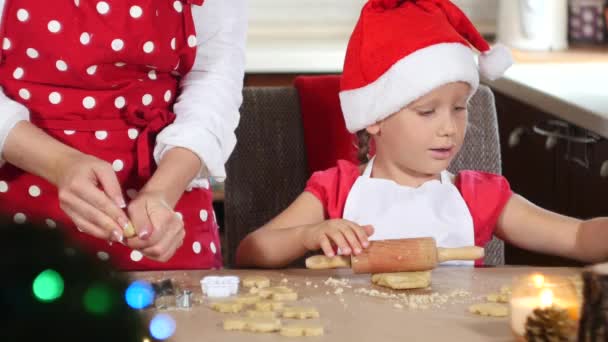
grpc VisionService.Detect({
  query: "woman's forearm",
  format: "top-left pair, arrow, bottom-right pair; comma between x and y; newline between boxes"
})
3,121 -> 82,185
141,147 -> 203,208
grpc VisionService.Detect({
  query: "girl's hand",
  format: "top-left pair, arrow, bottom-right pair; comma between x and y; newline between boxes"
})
126,191 -> 185,262
302,219 -> 374,257
55,151 -> 131,243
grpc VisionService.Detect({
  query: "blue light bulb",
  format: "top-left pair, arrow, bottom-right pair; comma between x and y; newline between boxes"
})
125,280 -> 154,310
149,313 -> 176,340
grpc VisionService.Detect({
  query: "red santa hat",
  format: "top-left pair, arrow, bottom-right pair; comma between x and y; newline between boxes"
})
339,0 -> 512,133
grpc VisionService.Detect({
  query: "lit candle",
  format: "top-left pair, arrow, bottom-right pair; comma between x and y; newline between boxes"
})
509,274 -> 580,338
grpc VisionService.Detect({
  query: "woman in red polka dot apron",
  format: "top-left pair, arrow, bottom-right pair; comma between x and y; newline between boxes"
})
0,0 -> 243,270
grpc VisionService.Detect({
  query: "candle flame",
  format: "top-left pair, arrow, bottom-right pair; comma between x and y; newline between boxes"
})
540,288 -> 554,307
532,274 -> 545,288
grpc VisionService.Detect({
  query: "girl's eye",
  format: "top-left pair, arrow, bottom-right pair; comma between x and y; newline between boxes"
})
418,110 -> 434,116
454,106 -> 466,111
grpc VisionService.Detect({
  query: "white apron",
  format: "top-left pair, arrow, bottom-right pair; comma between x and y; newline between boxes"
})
342,157 -> 475,266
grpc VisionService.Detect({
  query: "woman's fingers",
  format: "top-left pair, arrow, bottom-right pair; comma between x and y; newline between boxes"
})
59,190 -> 124,242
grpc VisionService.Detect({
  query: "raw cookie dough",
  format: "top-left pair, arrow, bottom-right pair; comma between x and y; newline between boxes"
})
258,286 -> 298,301
282,306 -> 320,319
123,222 -> 136,238
305,255 -> 350,269
468,303 -> 509,317
486,293 -> 509,303
243,275 -> 271,289
211,301 -> 244,313
280,324 -> 325,337
235,294 -> 261,305
255,300 -> 285,312
487,285 -> 512,303
371,271 -> 431,290
247,310 -> 277,319
223,317 -> 282,333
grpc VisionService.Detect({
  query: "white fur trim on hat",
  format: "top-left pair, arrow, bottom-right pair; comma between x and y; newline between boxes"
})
339,43 -> 480,133
479,43 -> 513,81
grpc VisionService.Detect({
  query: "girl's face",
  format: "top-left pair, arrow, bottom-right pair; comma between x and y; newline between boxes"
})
369,82 -> 470,177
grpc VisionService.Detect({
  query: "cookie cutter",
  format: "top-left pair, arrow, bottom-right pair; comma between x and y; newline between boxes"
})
152,279 -> 175,309
152,279 -> 175,296
176,289 -> 193,309
200,276 -> 240,298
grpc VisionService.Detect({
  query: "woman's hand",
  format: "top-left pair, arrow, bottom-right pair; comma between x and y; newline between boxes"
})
302,219 -> 374,257
126,191 -> 185,262
55,152 -> 131,243
3,121 -> 131,242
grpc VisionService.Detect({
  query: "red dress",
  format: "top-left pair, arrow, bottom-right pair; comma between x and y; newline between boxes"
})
305,160 -> 513,260
0,0 -> 222,270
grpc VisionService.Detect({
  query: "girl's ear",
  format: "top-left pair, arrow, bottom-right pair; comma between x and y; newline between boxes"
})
366,123 -> 381,136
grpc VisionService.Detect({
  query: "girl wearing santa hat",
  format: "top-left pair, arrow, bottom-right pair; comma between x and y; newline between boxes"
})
0,0 -> 247,270
236,0 -> 608,268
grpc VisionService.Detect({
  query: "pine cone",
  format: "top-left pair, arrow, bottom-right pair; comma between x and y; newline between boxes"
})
525,305 -> 577,342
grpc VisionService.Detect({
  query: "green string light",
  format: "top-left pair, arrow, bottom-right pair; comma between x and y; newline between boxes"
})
84,283 -> 114,315
32,269 -> 64,302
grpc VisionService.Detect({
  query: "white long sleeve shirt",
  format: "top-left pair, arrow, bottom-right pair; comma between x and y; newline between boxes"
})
0,0 -> 248,186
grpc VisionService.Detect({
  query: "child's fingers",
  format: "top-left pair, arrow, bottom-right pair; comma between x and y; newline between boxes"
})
363,225 -> 375,237
350,224 -> 370,249
319,236 -> 335,257
339,224 -> 363,255
327,230 -> 351,255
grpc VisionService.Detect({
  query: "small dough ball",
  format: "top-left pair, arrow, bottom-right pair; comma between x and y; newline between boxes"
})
211,301 -> 243,313
282,306 -> 320,319
280,324 -> 324,337
469,303 -> 509,317
371,271 -> 431,290
243,275 -> 271,289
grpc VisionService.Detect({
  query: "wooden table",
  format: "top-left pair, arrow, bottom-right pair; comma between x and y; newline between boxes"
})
132,267 -> 581,342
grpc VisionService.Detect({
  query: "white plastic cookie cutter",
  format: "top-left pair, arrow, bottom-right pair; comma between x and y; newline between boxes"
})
200,276 -> 240,298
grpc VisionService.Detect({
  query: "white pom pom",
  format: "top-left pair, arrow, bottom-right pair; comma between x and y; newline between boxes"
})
478,44 -> 513,81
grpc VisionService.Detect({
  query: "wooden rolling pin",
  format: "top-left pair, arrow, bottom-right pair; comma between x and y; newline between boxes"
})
305,237 -> 484,274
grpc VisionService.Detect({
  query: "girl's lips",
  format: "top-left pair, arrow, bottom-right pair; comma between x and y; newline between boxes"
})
429,146 -> 454,159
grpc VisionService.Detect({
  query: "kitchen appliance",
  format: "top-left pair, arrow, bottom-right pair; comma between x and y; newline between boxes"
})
497,0 -> 569,51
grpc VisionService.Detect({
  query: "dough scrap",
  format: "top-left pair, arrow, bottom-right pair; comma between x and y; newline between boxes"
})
468,303 -> 509,317
243,275 -> 271,289
258,286 -> 298,301
282,306 -> 320,319
223,317 -> 282,333
280,324 -> 324,337
371,271 -> 431,290
211,301 -> 243,313
255,300 -> 285,312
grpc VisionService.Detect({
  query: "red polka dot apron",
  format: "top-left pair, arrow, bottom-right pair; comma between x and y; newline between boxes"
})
0,0 -> 223,270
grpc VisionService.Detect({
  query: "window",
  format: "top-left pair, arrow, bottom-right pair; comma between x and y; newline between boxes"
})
248,0 -> 498,44
246,0 -> 498,72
